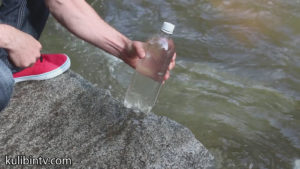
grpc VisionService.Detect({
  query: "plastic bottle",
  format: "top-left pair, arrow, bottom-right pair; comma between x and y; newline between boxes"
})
124,22 -> 175,113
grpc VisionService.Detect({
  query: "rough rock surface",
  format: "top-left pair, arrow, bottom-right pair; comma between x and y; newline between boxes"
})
0,71 -> 214,169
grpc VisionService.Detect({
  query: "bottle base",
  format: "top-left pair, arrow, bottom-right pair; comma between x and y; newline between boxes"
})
124,99 -> 152,114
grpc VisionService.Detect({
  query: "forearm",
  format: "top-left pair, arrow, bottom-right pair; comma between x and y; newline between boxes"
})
45,0 -> 131,58
0,24 -> 13,49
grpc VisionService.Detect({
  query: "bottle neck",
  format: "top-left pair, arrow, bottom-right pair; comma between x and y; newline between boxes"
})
159,30 -> 172,39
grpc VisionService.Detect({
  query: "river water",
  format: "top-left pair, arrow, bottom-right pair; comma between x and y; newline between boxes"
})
40,0 -> 300,168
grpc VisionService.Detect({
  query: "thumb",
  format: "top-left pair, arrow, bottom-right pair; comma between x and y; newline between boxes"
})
133,41 -> 146,59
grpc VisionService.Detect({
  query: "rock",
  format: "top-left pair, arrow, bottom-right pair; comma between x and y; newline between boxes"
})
0,70 -> 214,169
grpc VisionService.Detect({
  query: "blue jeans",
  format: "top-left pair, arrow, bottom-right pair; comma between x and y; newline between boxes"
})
0,0 -> 49,112
0,60 -> 14,111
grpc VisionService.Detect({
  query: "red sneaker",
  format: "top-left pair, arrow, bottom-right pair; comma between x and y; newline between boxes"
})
13,53 -> 71,83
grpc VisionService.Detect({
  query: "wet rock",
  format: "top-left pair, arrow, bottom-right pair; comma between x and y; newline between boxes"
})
0,71 -> 214,169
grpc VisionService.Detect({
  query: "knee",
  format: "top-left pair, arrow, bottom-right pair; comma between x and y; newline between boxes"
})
0,66 -> 14,112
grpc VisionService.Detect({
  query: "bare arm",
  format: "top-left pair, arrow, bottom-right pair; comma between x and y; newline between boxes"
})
45,0 -> 175,80
0,24 -> 11,49
45,0 -> 136,60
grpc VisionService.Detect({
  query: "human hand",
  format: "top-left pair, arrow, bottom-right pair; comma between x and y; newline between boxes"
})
122,40 -> 176,81
5,26 -> 42,68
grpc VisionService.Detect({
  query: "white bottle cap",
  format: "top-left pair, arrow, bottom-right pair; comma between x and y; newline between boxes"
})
161,22 -> 175,34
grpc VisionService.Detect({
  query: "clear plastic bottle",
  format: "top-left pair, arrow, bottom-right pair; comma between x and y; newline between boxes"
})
124,22 -> 175,113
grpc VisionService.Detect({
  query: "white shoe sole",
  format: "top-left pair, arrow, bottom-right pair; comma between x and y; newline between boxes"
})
14,54 -> 71,83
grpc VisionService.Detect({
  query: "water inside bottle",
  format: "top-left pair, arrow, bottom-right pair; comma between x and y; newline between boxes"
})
124,71 -> 162,113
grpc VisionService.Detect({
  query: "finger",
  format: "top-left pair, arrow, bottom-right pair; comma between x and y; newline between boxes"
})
163,71 -> 170,81
134,42 -> 146,59
168,53 -> 177,70
168,60 -> 175,70
172,53 -> 177,62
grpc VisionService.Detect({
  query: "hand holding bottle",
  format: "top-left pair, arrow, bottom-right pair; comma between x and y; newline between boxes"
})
121,40 -> 176,82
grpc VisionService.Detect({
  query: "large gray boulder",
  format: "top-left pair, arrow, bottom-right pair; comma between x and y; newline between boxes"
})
0,71 -> 214,169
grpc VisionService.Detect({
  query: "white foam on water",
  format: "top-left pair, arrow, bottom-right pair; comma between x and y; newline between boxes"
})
294,159 -> 300,169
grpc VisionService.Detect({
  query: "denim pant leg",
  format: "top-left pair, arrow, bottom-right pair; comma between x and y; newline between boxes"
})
0,60 -> 14,112
0,0 -> 49,73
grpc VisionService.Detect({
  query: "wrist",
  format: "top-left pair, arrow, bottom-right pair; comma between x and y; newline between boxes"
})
120,38 -> 133,60
0,24 -> 16,50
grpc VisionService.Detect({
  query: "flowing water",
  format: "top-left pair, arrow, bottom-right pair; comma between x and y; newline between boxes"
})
40,0 -> 300,168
